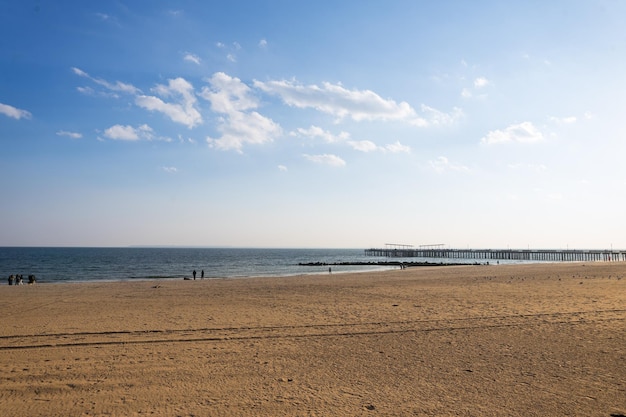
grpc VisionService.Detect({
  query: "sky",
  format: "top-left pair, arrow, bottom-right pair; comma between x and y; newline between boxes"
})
1,0 -> 626,249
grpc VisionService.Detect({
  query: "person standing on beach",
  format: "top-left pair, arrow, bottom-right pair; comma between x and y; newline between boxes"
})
193,270 -> 197,280
201,270 -> 204,279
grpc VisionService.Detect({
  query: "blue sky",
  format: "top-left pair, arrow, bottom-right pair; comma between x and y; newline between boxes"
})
1,0 -> 625,249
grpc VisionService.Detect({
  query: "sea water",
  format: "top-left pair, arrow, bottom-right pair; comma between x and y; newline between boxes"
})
0,247 -> 400,284
0,247 -> 534,284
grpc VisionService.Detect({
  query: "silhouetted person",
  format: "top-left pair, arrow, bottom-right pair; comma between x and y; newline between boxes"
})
8,275 -> 14,285
201,270 -> 204,279
193,270 -> 197,280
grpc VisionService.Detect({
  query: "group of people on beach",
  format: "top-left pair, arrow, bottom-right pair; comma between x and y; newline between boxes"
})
7,274 -> 36,285
191,270 -> 204,280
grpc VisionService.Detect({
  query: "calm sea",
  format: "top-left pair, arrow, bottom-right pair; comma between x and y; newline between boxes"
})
0,247 -> 402,284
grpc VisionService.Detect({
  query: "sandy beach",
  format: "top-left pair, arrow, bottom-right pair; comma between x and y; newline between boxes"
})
0,262 -> 625,416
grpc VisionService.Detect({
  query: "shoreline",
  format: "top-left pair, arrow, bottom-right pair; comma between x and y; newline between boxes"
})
6,246 -> 624,286
6,259 -> 622,285
6,264 -> 397,285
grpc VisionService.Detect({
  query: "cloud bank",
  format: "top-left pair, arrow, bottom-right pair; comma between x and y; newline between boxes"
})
70,69 -> 463,156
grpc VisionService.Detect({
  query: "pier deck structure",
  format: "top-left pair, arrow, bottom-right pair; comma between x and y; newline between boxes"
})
365,247 -> 626,262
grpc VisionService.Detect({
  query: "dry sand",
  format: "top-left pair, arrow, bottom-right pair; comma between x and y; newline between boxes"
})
0,262 -> 625,416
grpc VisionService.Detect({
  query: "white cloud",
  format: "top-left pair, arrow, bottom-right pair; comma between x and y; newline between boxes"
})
278,165 -> 288,172
137,124 -> 154,138
76,85 -> 117,98
207,111 -> 281,152
0,102 -> 32,120
72,67 -> 203,137
200,72 -> 258,113
215,43 -> 241,62
135,78 -> 202,128
76,86 -> 94,95
292,126 -> 409,154
462,76 -> 490,99
72,67 -> 89,77
303,153 -> 346,167
480,122 -> 544,145
429,156 -> 469,173
254,78 -> 421,123
348,140 -> 379,152
259,39 -> 268,48
348,139 -> 411,153
162,166 -> 178,173
96,12 -> 112,21
384,141 -> 411,153
200,73 -> 281,152
104,125 -> 140,141
56,130 -> 82,139
183,53 -> 201,65
254,78 -> 460,128
291,125 -> 350,143
94,12 -> 120,26
420,105 -> 464,126
99,78 -> 138,95
72,67 -> 140,95
103,124 -> 153,141
177,134 -> 196,144
474,77 -> 489,88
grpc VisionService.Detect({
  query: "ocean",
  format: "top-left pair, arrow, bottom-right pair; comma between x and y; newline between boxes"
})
0,247 -> 404,284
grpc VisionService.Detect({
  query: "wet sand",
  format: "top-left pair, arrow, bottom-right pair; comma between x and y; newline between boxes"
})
0,262 -> 625,416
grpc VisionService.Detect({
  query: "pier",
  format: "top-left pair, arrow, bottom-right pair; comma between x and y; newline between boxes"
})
365,247 -> 626,262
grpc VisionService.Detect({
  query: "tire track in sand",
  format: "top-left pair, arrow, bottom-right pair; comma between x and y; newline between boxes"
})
0,308 -> 623,351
